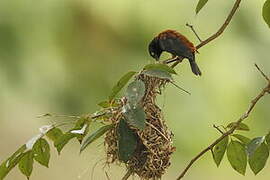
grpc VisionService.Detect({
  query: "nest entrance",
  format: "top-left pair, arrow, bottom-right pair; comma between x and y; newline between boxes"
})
105,73 -> 175,179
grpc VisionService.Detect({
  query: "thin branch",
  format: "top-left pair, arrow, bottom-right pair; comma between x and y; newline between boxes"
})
170,81 -> 191,95
166,0 -> 241,70
122,169 -> 133,180
186,23 -> 202,42
171,57 -> 184,68
196,0 -> 242,49
255,63 -> 270,82
213,125 -> 224,134
176,65 -> 270,180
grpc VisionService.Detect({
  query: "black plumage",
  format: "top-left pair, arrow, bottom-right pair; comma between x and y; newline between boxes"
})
148,30 -> 201,76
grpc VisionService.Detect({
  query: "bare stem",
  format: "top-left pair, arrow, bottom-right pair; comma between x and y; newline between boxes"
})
176,64 -> 270,180
255,63 -> 270,82
213,125 -> 224,134
196,0 -> 242,49
122,169 -> 133,180
186,23 -> 202,42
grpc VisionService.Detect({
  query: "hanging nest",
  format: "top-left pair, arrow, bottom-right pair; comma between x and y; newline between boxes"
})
104,71 -> 176,179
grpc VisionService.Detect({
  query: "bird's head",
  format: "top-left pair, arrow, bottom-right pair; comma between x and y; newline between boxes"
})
148,38 -> 162,61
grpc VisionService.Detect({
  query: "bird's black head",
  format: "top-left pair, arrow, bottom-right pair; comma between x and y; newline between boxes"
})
148,38 -> 162,61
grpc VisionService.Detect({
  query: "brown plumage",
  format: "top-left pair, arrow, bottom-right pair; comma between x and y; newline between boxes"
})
148,30 -> 201,76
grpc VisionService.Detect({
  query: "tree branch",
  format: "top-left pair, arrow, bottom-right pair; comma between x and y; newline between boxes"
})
176,64 -> 270,180
196,0 -> 242,49
167,0 -> 242,69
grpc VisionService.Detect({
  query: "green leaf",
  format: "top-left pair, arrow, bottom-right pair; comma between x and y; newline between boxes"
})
227,122 -> 250,131
46,127 -> 63,142
265,131 -> 270,149
212,136 -> 229,167
32,138 -> 50,168
227,140 -> 247,175
232,134 -> 251,145
125,80 -> 145,107
54,133 -> 76,154
249,142 -> 269,175
142,69 -> 173,81
80,124 -> 113,153
118,119 -> 138,162
247,137 -> 265,156
18,151 -> 34,179
196,0 -> 209,14
144,63 -> 177,74
123,105 -> 146,130
0,145 -> 26,180
263,0 -> 270,28
109,71 -> 137,101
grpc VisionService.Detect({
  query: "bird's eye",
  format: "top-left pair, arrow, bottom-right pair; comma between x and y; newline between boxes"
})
151,52 -> 155,56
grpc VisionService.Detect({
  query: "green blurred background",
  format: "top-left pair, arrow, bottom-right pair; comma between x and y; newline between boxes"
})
0,0 -> 269,179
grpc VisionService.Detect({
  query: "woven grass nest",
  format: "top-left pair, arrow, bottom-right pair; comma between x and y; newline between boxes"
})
104,71 -> 176,179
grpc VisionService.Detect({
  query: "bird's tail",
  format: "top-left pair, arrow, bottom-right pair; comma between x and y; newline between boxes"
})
189,60 -> 202,76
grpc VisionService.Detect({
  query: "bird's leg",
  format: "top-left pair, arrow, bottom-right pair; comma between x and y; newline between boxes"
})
164,55 -> 178,64
165,55 -> 185,65
171,56 -> 184,68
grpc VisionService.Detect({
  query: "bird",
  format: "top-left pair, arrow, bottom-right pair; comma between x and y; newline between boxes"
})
148,29 -> 201,76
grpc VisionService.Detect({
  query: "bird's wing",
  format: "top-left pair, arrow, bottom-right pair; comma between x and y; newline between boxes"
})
159,37 -> 194,60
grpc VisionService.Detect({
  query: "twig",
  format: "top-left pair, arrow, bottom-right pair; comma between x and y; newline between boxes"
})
176,64 -> 270,180
122,169 -> 133,180
255,63 -> 270,82
37,113 -> 81,119
213,125 -> 224,134
171,57 -> 184,68
105,171 -> 111,180
196,0 -> 242,49
166,0 -> 241,71
186,23 -> 202,42
146,122 -> 170,141
170,81 -> 191,95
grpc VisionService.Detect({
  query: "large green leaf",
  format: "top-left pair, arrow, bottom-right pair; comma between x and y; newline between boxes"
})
33,138 -> 50,168
144,63 -> 177,74
46,127 -> 63,142
227,141 -> 247,175
18,151 -> 34,179
142,69 -> 173,81
265,131 -> 270,149
123,105 -> 146,130
249,142 -> 269,175
125,80 -> 145,107
0,145 -> 26,180
109,71 -> 137,101
196,0 -> 209,14
227,122 -> 250,131
263,0 -> 270,28
80,124 -> 113,153
54,133 -> 76,154
232,134 -> 251,145
247,137 -> 265,156
212,136 -> 229,167
118,119 -> 138,162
